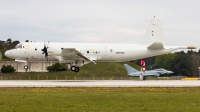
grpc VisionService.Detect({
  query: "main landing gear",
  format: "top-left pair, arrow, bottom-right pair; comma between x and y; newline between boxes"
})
71,66 -> 79,72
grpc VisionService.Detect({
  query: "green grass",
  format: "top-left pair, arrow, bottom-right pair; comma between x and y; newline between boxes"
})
0,62 -> 143,80
0,87 -> 200,112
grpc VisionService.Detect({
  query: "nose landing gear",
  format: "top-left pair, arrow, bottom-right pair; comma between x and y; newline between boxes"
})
24,65 -> 28,69
24,65 -> 29,72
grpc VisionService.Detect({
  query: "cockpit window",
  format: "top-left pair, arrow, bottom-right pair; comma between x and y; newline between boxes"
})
15,44 -> 22,49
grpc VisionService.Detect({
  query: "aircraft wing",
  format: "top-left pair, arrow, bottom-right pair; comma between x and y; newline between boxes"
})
147,42 -> 164,50
61,48 -> 96,64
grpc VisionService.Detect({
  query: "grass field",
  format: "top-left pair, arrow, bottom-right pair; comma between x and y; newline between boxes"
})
0,87 -> 200,112
0,62 -> 145,80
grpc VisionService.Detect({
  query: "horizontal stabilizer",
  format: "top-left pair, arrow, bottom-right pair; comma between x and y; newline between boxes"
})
147,42 -> 164,50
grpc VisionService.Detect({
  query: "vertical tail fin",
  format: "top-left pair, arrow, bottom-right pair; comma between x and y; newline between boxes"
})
133,17 -> 165,45
124,64 -> 139,75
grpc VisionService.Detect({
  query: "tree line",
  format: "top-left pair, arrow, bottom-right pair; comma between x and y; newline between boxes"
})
0,38 -> 20,60
135,50 -> 200,77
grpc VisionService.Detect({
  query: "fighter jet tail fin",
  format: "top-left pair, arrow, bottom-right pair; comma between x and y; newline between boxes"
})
124,64 -> 139,75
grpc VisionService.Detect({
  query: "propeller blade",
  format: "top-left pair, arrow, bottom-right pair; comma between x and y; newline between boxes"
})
47,41 -> 50,48
45,52 -> 48,57
42,42 -> 49,61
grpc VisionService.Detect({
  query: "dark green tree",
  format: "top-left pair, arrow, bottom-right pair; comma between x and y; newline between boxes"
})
155,53 -> 177,71
11,40 -> 20,48
189,53 -> 200,77
0,52 -> 2,60
0,38 -> 20,61
1,65 -> 16,73
0,48 -> 9,60
6,38 -> 12,44
47,63 -> 66,72
174,51 -> 191,76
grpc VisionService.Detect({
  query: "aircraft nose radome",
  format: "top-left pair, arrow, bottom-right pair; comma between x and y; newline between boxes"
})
4,51 -> 9,56
4,50 -> 14,58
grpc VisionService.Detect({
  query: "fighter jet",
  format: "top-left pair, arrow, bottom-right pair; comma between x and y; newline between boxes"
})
124,64 -> 173,77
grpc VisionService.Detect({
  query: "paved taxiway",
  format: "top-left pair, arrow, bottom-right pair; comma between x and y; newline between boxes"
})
0,80 -> 200,87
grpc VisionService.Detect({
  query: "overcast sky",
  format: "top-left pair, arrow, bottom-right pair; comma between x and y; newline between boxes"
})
0,0 -> 199,50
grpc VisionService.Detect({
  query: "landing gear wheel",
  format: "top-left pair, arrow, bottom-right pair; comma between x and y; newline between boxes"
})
24,65 -> 28,69
75,67 -> 79,72
71,66 -> 76,71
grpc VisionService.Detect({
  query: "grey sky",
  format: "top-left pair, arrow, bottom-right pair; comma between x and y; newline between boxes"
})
0,0 -> 199,50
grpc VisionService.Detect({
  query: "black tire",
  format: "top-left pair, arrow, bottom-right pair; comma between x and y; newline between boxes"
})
71,66 -> 76,71
24,65 -> 28,69
75,67 -> 79,72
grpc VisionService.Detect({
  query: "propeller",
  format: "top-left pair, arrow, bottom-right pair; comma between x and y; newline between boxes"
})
41,41 -> 50,61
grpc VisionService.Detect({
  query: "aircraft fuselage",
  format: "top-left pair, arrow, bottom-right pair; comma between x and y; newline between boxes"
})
5,42 -> 180,63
